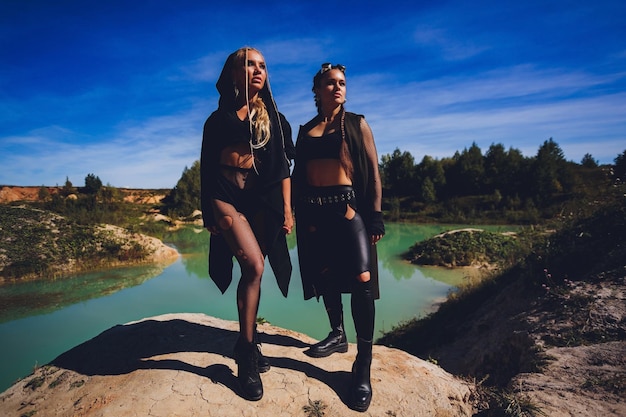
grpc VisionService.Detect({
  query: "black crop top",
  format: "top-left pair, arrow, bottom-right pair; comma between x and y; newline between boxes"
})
298,130 -> 342,162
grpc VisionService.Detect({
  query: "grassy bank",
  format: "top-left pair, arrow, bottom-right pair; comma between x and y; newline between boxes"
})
377,196 -> 626,415
0,205 -> 169,282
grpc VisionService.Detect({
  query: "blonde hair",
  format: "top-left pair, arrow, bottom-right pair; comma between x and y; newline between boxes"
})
234,47 -> 271,149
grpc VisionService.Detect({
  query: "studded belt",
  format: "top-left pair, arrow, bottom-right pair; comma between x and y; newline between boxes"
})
303,190 -> 356,205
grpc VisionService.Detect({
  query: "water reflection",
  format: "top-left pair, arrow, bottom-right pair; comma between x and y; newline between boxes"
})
172,223 -> 481,285
0,263 -> 173,324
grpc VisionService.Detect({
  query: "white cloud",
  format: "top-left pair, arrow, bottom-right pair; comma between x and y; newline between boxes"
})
1,106 -> 208,188
347,67 -> 626,164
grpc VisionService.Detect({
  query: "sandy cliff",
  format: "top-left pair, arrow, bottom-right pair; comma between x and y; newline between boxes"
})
0,313 -> 476,417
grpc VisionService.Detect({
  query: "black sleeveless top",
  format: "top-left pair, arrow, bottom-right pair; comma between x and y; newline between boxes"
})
297,130 -> 342,162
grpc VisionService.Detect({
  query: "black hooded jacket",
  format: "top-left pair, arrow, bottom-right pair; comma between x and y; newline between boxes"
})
200,50 -> 295,297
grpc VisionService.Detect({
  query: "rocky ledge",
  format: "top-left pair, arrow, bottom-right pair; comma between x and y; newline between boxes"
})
0,313 -> 476,416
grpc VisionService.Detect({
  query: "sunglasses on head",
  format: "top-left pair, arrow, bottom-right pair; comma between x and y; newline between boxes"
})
320,63 -> 346,74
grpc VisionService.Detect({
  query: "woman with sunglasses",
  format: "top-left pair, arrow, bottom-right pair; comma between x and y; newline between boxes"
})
292,63 -> 384,412
200,47 -> 295,401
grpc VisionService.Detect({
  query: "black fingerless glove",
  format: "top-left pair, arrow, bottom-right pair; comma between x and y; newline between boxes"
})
367,211 -> 385,236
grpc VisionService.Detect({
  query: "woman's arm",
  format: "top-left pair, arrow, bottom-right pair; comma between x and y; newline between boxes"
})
281,177 -> 293,234
360,117 -> 384,243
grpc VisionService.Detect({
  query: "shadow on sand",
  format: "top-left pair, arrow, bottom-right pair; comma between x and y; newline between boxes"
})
51,318 -> 352,403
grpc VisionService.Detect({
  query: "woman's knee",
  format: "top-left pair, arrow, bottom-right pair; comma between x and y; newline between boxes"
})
217,214 -> 234,231
240,252 -> 265,280
356,271 -> 370,283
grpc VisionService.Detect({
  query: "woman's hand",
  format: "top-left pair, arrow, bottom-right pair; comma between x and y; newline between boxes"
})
207,225 -> 220,235
282,209 -> 294,234
370,234 -> 383,245
367,211 -> 384,244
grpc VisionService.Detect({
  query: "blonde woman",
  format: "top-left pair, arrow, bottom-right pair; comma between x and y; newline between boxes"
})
200,47 -> 294,401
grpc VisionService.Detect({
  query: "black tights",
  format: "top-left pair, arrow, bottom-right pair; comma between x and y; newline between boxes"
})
212,198 -> 264,343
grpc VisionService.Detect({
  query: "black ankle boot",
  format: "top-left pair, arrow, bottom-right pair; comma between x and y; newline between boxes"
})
349,338 -> 372,412
306,298 -> 348,358
254,325 -> 270,373
233,338 -> 263,401
306,326 -> 348,358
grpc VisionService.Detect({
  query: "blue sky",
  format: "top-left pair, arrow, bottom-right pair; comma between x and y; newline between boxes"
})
1,0 -> 625,189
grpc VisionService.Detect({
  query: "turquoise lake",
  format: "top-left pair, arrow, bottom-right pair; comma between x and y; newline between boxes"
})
0,223 -> 516,392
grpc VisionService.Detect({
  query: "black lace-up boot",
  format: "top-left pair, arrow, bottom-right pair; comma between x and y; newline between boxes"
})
233,337 -> 263,401
349,338 -> 372,412
254,324 -> 270,373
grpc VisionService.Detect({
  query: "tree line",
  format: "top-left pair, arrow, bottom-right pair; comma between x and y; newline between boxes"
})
161,138 -> 624,224
33,139 -> 626,226
379,139 -> 625,223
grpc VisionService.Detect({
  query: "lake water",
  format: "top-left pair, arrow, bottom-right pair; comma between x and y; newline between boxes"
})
0,223 -> 514,392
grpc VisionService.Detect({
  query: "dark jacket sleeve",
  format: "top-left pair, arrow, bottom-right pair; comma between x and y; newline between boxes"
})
344,113 -> 382,224
344,112 -> 382,299
281,113 -> 296,161
201,114 -> 218,229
